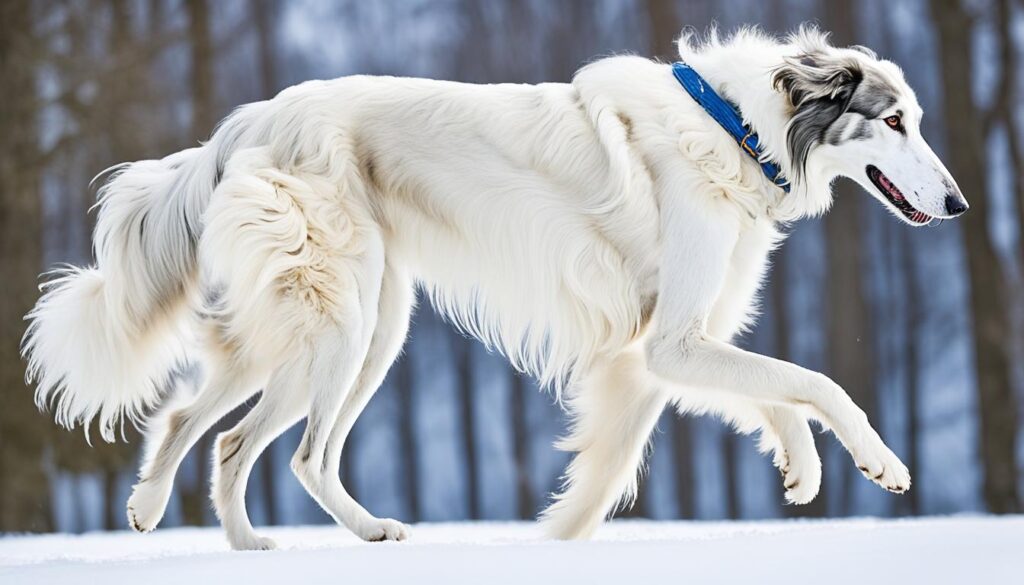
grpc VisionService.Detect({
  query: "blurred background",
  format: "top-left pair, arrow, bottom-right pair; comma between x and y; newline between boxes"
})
1,0 -> 1022,534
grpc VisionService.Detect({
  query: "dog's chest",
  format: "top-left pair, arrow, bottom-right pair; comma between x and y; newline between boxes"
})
706,219 -> 779,340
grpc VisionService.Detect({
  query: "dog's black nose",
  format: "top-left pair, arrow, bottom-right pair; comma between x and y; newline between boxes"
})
944,194 -> 969,216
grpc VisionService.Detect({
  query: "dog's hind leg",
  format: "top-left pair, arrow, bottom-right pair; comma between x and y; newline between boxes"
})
288,232 -> 408,540
191,146 -> 401,545
212,359 -> 309,551
540,346 -> 667,540
310,264 -> 414,541
127,355 -> 269,533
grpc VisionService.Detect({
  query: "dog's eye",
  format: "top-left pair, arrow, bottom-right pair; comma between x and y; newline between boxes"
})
884,115 -> 903,132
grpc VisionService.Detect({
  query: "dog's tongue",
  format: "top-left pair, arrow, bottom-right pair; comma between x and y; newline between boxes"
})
879,174 -> 904,201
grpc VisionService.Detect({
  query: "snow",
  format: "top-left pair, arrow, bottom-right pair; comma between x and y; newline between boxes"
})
2,517 -> 1020,584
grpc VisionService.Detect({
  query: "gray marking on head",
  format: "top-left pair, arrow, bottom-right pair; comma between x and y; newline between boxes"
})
850,45 -> 878,59
774,46 -> 907,175
848,77 -> 900,118
773,53 -> 863,179
849,118 -> 874,141
825,114 -> 854,145
827,115 -> 875,145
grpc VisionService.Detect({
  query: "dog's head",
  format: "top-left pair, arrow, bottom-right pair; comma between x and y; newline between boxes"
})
772,37 -> 967,225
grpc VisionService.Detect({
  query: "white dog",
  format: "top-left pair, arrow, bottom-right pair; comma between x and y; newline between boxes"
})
23,26 -> 967,550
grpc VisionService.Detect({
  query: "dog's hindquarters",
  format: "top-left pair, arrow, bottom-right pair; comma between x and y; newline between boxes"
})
126,146 -> 410,548
127,147 -> 331,535
212,262 -> 415,550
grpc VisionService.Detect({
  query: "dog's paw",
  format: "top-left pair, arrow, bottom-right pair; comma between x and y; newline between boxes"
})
775,449 -> 822,505
854,443 -> 911,494
126,481 -> 171,533
229,533 -> 278,551
356,518 -> 410,542
770,444 -> 789,473
783,469 -> 821,505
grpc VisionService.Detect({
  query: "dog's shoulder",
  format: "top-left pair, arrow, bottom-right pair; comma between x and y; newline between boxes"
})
572,56 -> 677,108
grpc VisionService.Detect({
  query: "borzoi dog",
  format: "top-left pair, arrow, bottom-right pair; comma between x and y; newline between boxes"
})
23,26 -> 967,550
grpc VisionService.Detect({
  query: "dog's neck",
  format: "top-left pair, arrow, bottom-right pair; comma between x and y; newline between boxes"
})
682,40 -> 836,220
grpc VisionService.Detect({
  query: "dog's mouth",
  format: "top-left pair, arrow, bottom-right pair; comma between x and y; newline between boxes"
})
866,165 -> 932,225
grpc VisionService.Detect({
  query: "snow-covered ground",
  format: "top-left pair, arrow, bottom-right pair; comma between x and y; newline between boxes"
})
2,516 -> 1020,584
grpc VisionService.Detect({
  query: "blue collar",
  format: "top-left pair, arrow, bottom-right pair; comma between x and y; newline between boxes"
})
671,62 -> 789,192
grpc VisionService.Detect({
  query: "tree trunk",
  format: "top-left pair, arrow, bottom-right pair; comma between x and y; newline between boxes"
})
672,415 -> 696,518
397,353 -> 420,522
187,0 -> 215,142
180,0 -> 216,526
723,434 -> 741,519
645,0 -> 679,60
254,0 -> 279,99
510,371 -> 534,519
901,227 -> 922,516
457,338 -> 480,519
930,0 -> 1020,514
0,0 -> 52,533
103,468 -> 119,530
986,0 -> 1024,261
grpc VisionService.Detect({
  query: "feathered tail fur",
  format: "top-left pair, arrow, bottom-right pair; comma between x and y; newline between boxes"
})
22,107 -> 256,442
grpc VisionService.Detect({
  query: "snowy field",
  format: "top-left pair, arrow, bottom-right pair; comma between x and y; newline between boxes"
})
2,516 -> 1021,584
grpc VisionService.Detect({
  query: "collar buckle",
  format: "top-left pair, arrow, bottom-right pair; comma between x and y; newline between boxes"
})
672,62 -> 790,193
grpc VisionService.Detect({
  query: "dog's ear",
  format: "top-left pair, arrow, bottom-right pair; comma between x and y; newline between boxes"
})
773,52 -> 862,110
772,53 -> 863,179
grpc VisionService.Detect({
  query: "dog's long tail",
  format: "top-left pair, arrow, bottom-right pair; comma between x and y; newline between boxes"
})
22,107 -> 257,442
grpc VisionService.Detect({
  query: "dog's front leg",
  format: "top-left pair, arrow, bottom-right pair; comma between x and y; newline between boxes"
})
648,196 -> 909,494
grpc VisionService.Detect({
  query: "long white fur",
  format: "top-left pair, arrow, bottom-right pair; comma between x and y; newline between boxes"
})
23,27 -> 963,549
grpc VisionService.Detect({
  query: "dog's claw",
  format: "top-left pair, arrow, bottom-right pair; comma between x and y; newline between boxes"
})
854,444 -> 911,494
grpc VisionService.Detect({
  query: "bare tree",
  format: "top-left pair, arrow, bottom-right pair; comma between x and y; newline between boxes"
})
254,0 -> 280,100
510,371 -> 534,519
646,0 -> 681,60
457,337 -> 480,519
188,0 -> 215,142
901,227 -> 922,516
179,0 -> 216,526
984,0 -> 1023,260
0,0 -> 52,533
931,0 -> 1020,514
396,353 -> 421,522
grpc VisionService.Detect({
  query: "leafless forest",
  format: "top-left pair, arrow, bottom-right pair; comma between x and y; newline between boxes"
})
1,0 -> 1022,533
